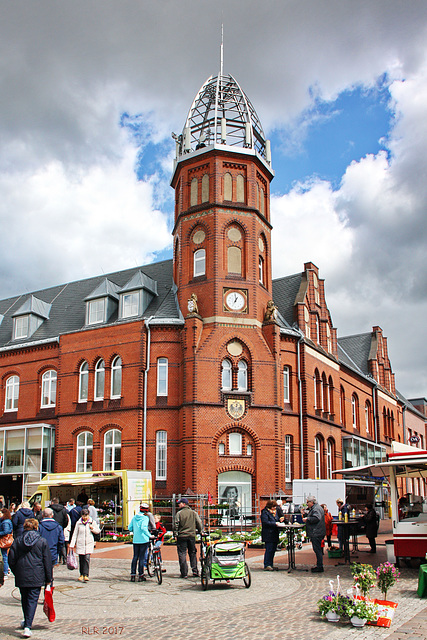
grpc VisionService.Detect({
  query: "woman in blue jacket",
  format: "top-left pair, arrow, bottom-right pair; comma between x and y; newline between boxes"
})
0,508 -> 13,579
261,500 -> 280,571
128,505 -> 150,582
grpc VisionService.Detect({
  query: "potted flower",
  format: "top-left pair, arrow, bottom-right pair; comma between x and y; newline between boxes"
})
346,598 -> 378,627
351,563 -> 376,597
376,562 -> 400,602
317,577 -> 351,622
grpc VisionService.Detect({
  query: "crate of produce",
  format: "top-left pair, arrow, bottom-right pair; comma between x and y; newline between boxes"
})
328,548 -> 344,558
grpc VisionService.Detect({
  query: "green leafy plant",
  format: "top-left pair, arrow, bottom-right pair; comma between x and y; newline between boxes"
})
376,562 -> 400,601
317,592 -> 351,617
351,563 -> 376,597
346,598 -> 378,622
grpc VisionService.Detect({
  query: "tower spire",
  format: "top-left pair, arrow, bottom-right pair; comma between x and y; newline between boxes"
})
220,23 -> 224,78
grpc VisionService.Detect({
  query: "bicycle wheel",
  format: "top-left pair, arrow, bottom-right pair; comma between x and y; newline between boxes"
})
201,560 -> 210,590
146,547 -> 154,577
243,562 -> 251,588
154,554 -> 162,585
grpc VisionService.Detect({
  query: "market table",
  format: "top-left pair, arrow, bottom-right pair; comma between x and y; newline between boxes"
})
335,519 -> 360,565
277,522 -> 306,572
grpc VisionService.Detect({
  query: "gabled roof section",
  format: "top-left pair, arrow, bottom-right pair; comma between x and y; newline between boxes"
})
13,295 -> 51,319
272,272 -> 303,326
337,333 -> 372,376
119,270 -> 158,296
0,259 -> 179,350
84,278 -> 120,302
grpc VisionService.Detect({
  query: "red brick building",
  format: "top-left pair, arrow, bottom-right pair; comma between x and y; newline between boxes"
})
0,71 -> 425,507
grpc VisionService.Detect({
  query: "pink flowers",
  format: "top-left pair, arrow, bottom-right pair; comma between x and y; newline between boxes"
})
376,562 -> 400,600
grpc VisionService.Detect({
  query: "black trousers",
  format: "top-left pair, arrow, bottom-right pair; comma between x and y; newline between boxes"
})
367,536 -> 376,552
177,537 -> 198,577
20,586 -> 42,629
131,543 -> 148,576
78,554 -> 91,576
311,536 -> 324,568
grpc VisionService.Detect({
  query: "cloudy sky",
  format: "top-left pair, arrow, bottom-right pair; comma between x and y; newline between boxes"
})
1,1 -> 427,400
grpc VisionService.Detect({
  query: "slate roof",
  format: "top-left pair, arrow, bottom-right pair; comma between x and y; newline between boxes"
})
0,259 -> 180,350
272,272 -> 303,326
337,332 -> 373,376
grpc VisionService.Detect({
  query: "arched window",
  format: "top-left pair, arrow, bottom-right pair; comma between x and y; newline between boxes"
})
327,439 -> 334,479
285,435 -> 292,482
76,431 -> 93,472
221,359 -> 232,390
383,407 -> 388,437
237,360 -> 248,391
94,359 -> 105,400
41,370 -> 57,407
352,394 -> 359,429
283,366 -> 290,404
229,432 -> 242,455
259,185 -> 265,215
227,246 -> 242,275
304,307 -> 311,339
5,375 -> 19,411
194,248 -> 206,277
328,376 -> 334,416
326,324 -> 332,353
322,373 -> 328,412
157,358 -> 168,396
104,429 -> 121,470
258,256 -> 264,284
390,411 -> 395,439
224,172 -> 232,200
78,362 -> 89,402
156,430 -> 167,480
315,436 -> 323,479
314,369 -> 322,410
201,173 -> 209,203
365,401 -> 372,435
315,315 -> 320,344
340,386 -> 346,425
190,177 -> 198,206
236,174 -> 245,202
110,356 -> 122,399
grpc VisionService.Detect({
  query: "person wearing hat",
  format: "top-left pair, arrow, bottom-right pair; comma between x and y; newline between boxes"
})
174,498 -> 202,578
138,503 -> 155,570
300,496 -> 325,573
128,505 -> 151,581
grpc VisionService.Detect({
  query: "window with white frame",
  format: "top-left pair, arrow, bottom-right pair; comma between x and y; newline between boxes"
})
14,316 -> 29,339
194,249 -> 206,277
327,440 -> 333,479
352,394 -> 359,429
283,366 -> 290,404
218,442 -> 225,455
41,370 -> 57,407
156,430 -> 167,480
157,358 -> 168,396
229,432 -> 242,455
94,359 -> 105,400
110,356 -> 122,398
88,298 -> 105,325
5,375 -> 19,411
258,256 -> 264,284
246,443 -> 252,455
237,360 -> 248,391
78,362 -> 89,402
221,359 -> 232,390
365,401 -> 371,434
122,291 -> 139,318
315,436 -> 322,479
76,431 -> 93,472
285,435 -> 292,482
104,429 -> 121,470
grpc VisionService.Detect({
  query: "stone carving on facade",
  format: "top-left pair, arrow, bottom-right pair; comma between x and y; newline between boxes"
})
264,300 -> 278,323
187,292 -> 199,315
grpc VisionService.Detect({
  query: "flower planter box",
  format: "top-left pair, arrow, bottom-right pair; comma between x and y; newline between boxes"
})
355,597 -> 398,628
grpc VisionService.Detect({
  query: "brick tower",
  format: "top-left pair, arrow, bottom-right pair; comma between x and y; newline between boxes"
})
171,70 -> 280,509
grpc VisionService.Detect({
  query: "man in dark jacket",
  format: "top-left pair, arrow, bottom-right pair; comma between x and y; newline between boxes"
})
362,504 -> 379,553
69,502 -> 83,538
50,498 -> 68,529
12,503 -> 34,537
301,496 -> 326,573
261,500 -> 280,571
9,518 -> 52,638
174,498 -> 202,578
39,508 -> 65,566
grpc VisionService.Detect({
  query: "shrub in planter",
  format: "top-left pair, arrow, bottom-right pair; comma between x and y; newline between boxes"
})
376,562 -> 400,601
350,562 -> 376,597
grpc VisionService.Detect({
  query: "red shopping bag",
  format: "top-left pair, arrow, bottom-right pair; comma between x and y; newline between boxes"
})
43,585 -> 55,622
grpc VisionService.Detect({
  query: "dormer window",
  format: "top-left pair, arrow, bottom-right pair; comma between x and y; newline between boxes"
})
12,295 -> 51,340
88,298 -> 106,325
85,278 -> 119,326
122,291 -> 139,318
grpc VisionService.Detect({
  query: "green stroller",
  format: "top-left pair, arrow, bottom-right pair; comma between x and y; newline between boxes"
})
200,535 -> 251,590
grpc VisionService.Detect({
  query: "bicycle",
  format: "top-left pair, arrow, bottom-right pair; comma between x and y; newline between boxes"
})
146,534 -> 163,584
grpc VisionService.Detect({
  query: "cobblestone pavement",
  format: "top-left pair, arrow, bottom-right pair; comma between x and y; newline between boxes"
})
1,547 -> 426,640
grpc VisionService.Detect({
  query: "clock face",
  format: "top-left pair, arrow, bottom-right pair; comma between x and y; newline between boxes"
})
225,290 -> 246,311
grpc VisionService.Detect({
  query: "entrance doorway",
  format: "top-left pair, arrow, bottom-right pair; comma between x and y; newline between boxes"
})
1,474 -> 23,506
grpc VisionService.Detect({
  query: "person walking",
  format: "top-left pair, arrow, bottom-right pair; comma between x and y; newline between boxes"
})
174,498 -> 202,578
0,508 -> 14,580
128,505 -> 151,582
362,503 -> 379,553
38,508 -> 65,567
12,503 -> 34,538
69,508 -> 100,582
8,518 -> 52,638
301,496 -> 326,573
261,500 -> 280,571
321,503 -> 333,549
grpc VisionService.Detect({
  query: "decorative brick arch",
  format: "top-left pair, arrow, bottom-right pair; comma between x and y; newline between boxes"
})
217,464 -> 254,476
71,425 -> 94,437
185,219 -> 210,243
36,364 -> 57,377
221,217 -> 250,236
212,422 -> 261,450
98,423 -> 122,437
